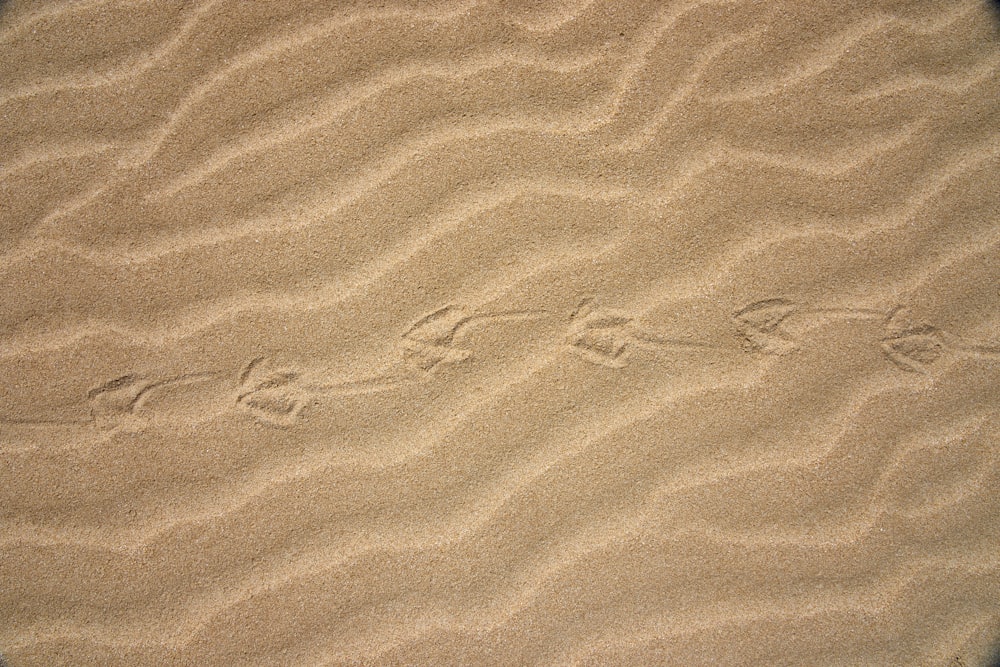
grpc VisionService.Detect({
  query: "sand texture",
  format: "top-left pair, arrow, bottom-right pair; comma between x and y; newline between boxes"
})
2,0 -> 1000,665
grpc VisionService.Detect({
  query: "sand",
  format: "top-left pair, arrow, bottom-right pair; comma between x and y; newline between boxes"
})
1,1 -> 999,665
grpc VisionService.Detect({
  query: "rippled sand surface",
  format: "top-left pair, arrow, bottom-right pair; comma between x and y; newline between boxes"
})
2,1 -> 1000,665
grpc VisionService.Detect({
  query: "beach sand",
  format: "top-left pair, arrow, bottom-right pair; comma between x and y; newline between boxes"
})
1,1 -> 999,665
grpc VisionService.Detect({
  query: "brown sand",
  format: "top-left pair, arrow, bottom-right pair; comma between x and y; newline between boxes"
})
2,1 -> 1000,665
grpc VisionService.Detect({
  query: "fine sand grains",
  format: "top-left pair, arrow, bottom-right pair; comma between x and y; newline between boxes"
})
1,1 -> 1000,665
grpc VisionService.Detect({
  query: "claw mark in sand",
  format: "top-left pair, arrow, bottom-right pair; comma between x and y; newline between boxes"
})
732,299 -> 802,355
736,299 -> 1000,373
87,374 -> 150,426
235,304 -> 552,426
0,370 -> 224,431
235,356 -> 416,427
879,307 -> 951,374
235,357 -> 310,428
566,298 -> 715,368
88,371 -> 223,426
4,297 -> 996,434
880,308 -> 1000,373
401,304 -> 552,373
733,299 -> 886,355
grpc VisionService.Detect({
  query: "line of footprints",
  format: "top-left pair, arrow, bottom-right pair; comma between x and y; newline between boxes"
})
10,298 -> 1000,429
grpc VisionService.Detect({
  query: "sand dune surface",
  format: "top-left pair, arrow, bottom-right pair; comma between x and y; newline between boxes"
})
2,1 -> 1000,665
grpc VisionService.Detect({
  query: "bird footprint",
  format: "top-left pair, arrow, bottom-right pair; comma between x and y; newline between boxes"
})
566,298 -> 635,368
879,308 -> 951,374
568,298 -> 713,368
401,304 -> 551,373
732,299 -> 801,355
401,305 -> 476,373
735,299 -> 994,374
235,357 -> 310,427
87,374 -> 149,427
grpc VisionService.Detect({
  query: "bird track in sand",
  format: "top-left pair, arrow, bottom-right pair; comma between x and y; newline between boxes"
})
1,296 -> 997,432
